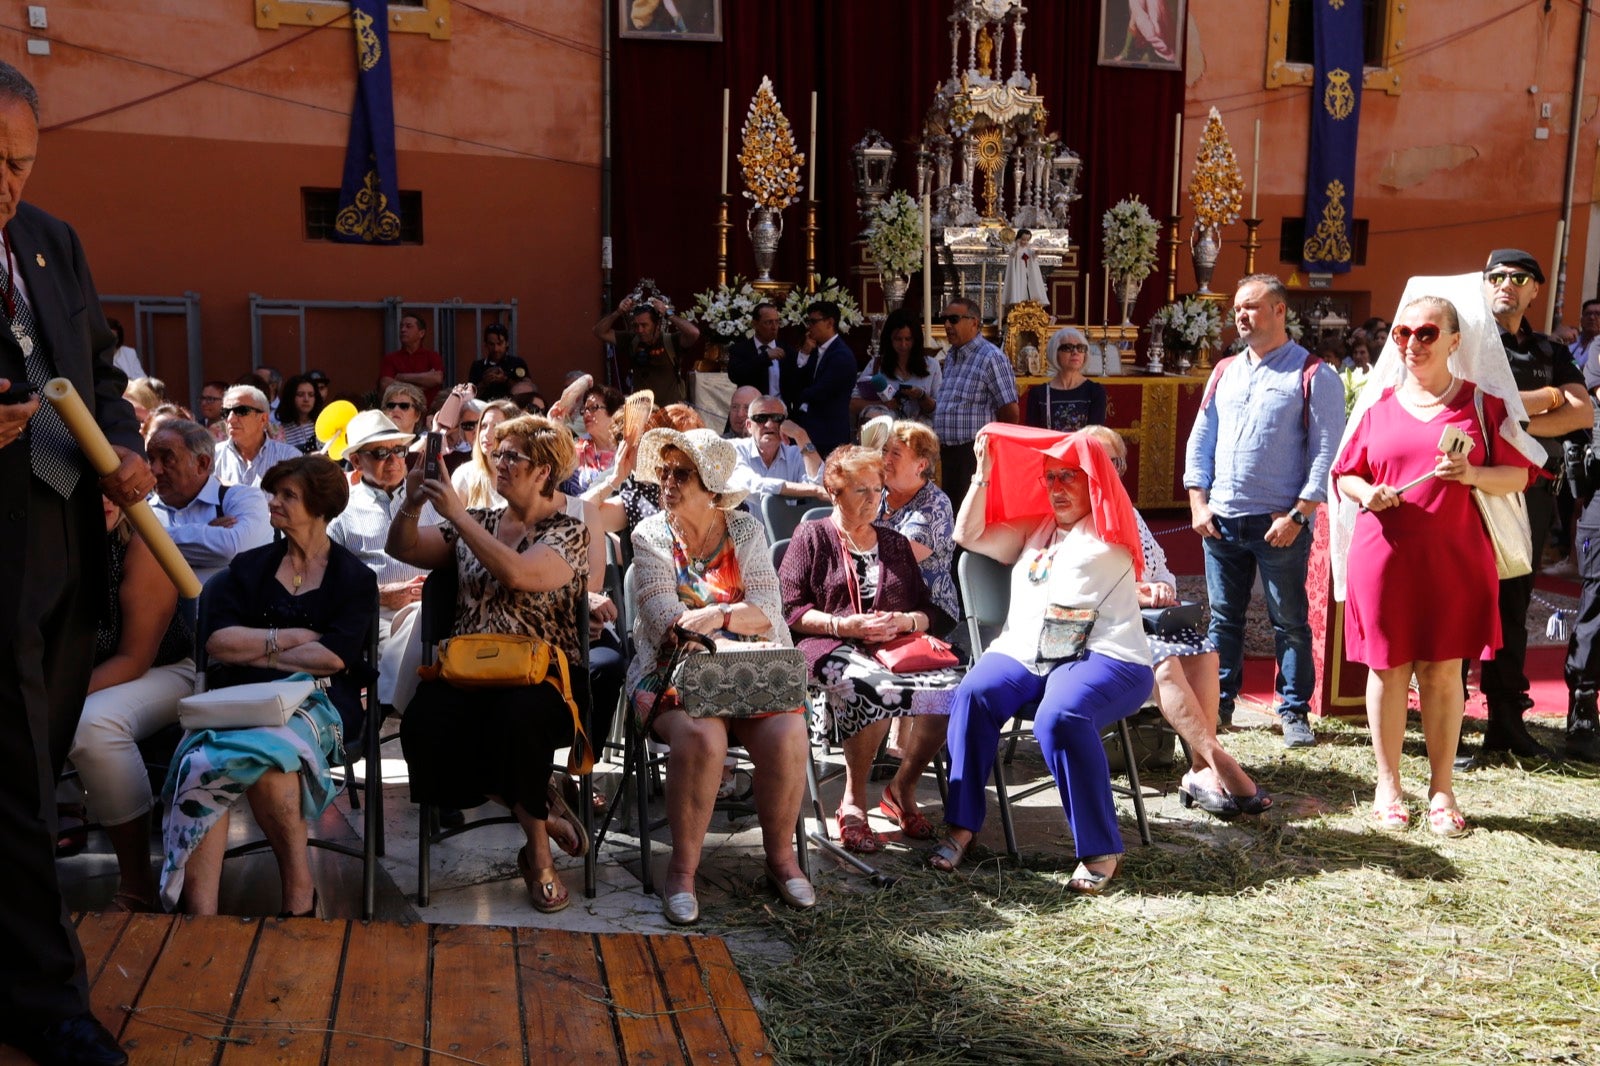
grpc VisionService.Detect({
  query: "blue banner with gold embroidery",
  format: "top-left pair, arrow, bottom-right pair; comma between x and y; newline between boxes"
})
334,0 -> 401,244
1301,0 -> 1363,274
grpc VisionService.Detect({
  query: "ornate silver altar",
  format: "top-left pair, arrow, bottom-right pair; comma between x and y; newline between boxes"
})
919,0 -> 1083,320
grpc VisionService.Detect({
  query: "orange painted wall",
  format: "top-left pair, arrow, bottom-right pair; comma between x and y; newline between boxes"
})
1183,1 -> 1600,327
7,1 -> 601,401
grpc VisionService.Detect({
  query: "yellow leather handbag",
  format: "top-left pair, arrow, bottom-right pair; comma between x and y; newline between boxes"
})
419,634 -> 594,774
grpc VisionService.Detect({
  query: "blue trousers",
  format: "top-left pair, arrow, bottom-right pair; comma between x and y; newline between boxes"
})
945,651 -> 1154,859
1201,513 -> 1314,717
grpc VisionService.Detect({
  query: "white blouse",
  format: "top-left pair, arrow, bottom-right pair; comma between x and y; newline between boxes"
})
986,517 -> 1152,673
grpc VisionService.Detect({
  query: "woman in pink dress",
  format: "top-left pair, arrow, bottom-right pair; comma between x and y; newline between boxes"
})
1333,296 -> 1538,838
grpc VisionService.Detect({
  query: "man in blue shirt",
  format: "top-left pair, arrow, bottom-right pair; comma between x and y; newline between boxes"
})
1184,274 -> 1346,746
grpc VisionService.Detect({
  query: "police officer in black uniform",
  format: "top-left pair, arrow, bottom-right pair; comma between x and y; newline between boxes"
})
1458,250 -> 1593,768
1560,336 -> 1600,761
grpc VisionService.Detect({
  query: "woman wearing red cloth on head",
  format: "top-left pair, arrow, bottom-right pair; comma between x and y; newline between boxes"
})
931,426 -> 1155,893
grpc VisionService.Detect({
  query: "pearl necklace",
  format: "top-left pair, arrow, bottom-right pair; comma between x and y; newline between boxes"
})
1402,375 -> 1457,408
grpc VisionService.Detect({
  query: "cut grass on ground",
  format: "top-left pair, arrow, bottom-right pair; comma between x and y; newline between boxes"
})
729,714 -> 1600,1065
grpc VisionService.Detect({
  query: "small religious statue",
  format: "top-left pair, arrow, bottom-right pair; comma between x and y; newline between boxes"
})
1000,229 -> 1049,316
1021,343 -> 1045,377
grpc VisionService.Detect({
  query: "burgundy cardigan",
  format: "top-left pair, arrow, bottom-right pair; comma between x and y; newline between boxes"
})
778,517 -> 954,676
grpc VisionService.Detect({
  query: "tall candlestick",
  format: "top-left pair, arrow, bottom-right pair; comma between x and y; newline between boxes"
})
1250,118 -> 1261,218
720,88 -> 730,196
922,189 -> 933,343
808,91 -> 818,195
1102,264 -> 1110,325
1171,113 -> 1183,217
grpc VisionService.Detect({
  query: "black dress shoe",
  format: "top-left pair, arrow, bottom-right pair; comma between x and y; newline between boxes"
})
4,1012 -> 128,1066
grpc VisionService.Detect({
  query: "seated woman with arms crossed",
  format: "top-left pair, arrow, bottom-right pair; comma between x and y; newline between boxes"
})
164,455 -> 377,916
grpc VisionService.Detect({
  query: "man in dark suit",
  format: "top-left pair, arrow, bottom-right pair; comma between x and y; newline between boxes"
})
725,300 -> 790,395
0,63 -> 150,1066
782,300 -> 857,458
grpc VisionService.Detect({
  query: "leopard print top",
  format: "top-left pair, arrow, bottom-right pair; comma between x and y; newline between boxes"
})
440,507 -> 590,663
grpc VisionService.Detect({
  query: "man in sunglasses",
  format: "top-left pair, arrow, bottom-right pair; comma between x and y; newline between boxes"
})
1460,249 -> 1594,766
327,409 -> 440,707
1185,274 -> 1345,747
730,394 -> 827,510
932,297 -> 1018,493
212,383 -> 302,488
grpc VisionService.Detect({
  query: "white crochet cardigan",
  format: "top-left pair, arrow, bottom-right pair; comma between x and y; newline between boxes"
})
623,509 -> 792,697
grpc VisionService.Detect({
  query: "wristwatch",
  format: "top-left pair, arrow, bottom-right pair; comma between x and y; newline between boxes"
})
1289,510 -> 1311,528
800,442 -> 818,455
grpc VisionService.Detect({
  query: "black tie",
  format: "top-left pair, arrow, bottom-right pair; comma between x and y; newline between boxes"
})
2,251 -> 80,497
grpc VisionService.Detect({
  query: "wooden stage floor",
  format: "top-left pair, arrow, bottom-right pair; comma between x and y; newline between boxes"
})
0,913 -> 772,1065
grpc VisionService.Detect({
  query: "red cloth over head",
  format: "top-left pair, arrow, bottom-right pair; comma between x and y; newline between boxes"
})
980,422 -> 1145,580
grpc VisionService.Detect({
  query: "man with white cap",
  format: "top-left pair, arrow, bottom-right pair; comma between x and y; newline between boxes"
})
326,408 -> 440,707
212,383 -> 301,488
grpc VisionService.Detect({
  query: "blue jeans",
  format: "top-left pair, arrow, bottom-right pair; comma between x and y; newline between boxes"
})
1202,513 -> 1314,717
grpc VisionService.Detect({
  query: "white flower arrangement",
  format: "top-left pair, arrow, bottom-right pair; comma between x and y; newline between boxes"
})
1148,296 -> 1223,350
1101,197 -> 1159,284
864,191 -> 925,277
738,76 -> 805,210
781,278 -> 864,333
689,277 -> 761,343
1285,307 -> 1305,342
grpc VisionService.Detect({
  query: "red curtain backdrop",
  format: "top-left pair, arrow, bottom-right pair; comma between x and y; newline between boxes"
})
610,1 -> 1183,339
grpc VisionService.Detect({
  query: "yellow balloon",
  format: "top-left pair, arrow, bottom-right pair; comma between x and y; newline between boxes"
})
315,400 -> 359,461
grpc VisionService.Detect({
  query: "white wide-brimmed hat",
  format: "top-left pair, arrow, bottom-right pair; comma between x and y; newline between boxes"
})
636,427 -> 749,510
332,409 -> 415,461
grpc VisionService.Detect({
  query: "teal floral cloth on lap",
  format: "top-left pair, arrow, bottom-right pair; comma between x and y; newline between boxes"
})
158,675 -> 343,909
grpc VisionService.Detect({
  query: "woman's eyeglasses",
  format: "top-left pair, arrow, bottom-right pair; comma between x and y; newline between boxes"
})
581,403 -> 609,415
384,401 -> 415,412
1038,468 -> 1081,489
1391,324 -> 1442,345
657,464 -> 699,485
491,450 -> 532,467
1057,343 -> 1089,354
459,420 -> 479,433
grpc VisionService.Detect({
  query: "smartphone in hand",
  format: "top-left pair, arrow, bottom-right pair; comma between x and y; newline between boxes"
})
424,431 -> 444,481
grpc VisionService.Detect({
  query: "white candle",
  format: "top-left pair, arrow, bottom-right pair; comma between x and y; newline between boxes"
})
1250,118 -> 1261,218
922,190 -> 933,342
1102,265 -> 1110,325
808,91 -> 818,196
1171,113 -> 1183,217
720,88 -> 730,196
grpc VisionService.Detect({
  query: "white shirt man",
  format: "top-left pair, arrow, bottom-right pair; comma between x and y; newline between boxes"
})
325,410 -> 441,708
730,396 -> 826,509
146,419 -> 273,589
213,383 -> 301,487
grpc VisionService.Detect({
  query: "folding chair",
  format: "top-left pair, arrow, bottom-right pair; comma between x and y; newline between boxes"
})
413,564 -> 596,905
761,494 -> 811,545
955,551 -> 1153,859
800,505 -> 833,525
595,564 -> 810,896
192,572 -> 385,920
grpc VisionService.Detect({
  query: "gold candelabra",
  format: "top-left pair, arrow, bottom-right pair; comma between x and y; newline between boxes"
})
1165,214 -> 1183,303
1242,217 -> 1262,276
715,195 -> 731,288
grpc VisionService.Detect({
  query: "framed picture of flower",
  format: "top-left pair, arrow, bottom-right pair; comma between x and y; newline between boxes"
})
618,0 -> 722,42
1098,0 -> 1185,71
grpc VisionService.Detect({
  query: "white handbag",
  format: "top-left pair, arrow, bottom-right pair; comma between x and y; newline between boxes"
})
177,678 -> 318,731
1470,390 -> 1534,580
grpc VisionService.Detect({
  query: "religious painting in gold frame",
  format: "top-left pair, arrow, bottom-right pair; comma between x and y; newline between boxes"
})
618,0 -> 722,42
1098,0 -> 1186,72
